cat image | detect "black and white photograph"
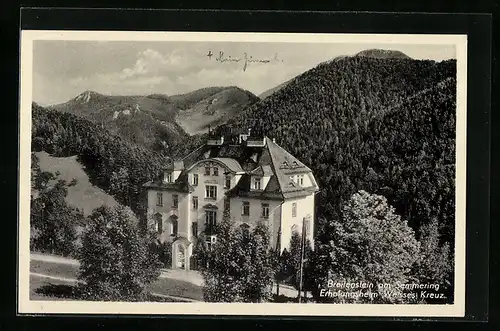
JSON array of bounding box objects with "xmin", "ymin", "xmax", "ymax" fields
[{"xmin": 18, "ymin": 30, "xmax": 467, "ymax": 317}]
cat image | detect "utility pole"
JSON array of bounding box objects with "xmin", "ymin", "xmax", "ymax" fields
[
  {"xmin": 276, "ymin": 224, "xmax": 282, "ymax": 297},
  {"xmin": 298, "ymin": 217, "xmax": 306, "ymax": 303}
]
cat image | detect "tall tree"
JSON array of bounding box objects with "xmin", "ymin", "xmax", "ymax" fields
[
  {"xmin": 77, "ymin": 205, "xmax": 162, "ymax": 301},
  {"xmin": 280, "ymin": 230, "xmax": 313, "ymax": 297},
  {"xmin": 242, "ymin": 220, "xmax": 275, "ymax": 302},
  {"xmin": 30, "ymin": 156, "xmax": 83, "ymax": 257},
  {"xmin": 201, "ymin": 212, "xmax": 275, "ymax": 302},
  {"xmin": 413, "ymin": 218, "xmax": 453, "ymax": 302},
  {"xmin": 316, "ymin": 190, "xmax": 421, "ymax": 303},
  {"xmin": 201, "ymin": 213, "xmax": 245, "ymax": 302}
]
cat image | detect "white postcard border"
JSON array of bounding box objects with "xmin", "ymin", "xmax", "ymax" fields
[{"xmin": 18, "ymin": 30, "xmax": 468, "ymax": 317}]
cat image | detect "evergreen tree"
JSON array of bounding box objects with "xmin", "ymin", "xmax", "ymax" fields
[
  {"xmin": 413, "ymin": 218, "xmax": 453, "ymax": 302},
  {"xmin": 201, "ymin": 212, "xmax": 275, "ymax": 302},
  {"xmin": 201, "ymin": 213, "xmax": 245, "ymax": 302},
  {"xmin": 242, "ymin": 220, "xmax": 275, "ymax": 302},
  {"xmin": 282, "ymin": 231, "xmax": 313, "ymax": 295}
]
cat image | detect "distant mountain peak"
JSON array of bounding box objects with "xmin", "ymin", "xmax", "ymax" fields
[
  {"xmin": 354, "ymin": 49, "xmax": 412, "ymax": 60},
  {"xmin": 73, "ymin": 90, "xmax": 102, "ymax": 103}
]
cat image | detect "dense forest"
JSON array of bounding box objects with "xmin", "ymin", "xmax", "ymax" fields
[{"xmin": 217, "ymin": 56, "xmax": 457, "ymax": 246}]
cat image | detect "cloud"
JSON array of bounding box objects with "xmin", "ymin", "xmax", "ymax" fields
[{"xmin": 58, "ymin": 47, "xmax": 304, "ymax": 98}]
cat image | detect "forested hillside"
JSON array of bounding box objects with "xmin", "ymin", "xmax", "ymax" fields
[
  {"xmin": 49, "ymin": 91, "xmax": 187, "ymax": 153},
  {"xmin": 50, "ymin": 86, "xmax": 258, "ymax": 145},
  {"xmin": 217, "ymin": 56, "xmax": 457, "ymax": 245},
  {"xmin": 31, "ymin": 104, "xmax": 199, "ymax": 217}
]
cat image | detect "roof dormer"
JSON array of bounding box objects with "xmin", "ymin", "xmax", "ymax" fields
[{"xmin": 250, "ymin": 165, "xmax": 273, "ymax": 191}]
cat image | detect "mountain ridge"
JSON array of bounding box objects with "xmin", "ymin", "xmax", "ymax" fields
[
  {"xmin": 354, "ymin": 49, "xmax": 412, "ymax": 59},
  {"xmin": 49, "ymin": 86, "xmax": 259, "ymax": 141}
]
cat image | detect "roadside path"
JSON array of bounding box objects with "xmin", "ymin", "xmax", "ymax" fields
[
  {"xmin": 30, "ymin": 252, "xmax": 204, "ymax": 285},
  {"xmin": 30, "ymin": 252, "xmax": 307, "ymax": 298}
]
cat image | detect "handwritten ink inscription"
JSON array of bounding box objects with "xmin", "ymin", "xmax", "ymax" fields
[{"xmin": 206, "ymin": 51, "xmax": 283, "ymax": 71}]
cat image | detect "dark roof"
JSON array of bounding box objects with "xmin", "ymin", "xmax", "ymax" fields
[
  {"xmin": 250, "ymin": 165, "xmax": 273, "ymax": 176},
  {"xmin": 145, "ymin": 136, "xmax": 319, "ymax": 199}
]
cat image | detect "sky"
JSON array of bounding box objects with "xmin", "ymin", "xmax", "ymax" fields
[{"xmin": 32, "ymin": 41, "xmax": 456, "ymax": 106}]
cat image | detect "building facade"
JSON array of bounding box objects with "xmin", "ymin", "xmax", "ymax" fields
[{"xmin": 143, "ymin": 131, "xmax": 319, "ymax": 270}]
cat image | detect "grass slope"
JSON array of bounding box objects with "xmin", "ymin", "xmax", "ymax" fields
[
  {"xmin": 174, "ymin": 86, "xmax": 259, "ymax": 135},
  {"xmin": 35, "ymin": 151, "xmax": 119, "ymax": 216},
  {"xmin": 30, "ymin": 259, "xmax": 203, "ymax": 301}
]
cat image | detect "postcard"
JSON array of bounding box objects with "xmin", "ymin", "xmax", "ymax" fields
[{"xmin": 18, "ymin": 30, "xmax": 467, "ymax": 317}]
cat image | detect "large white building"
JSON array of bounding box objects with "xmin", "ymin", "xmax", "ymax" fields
[{"xmin": 143, "ymin": 131, "xmax": 319, "ymax": 270}]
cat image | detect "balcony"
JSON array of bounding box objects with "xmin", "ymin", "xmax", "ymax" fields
[
  {"xmin": 207, "ymin": 137, "xmax": 224, "ymax": 146},
  {"xmin": 246, "ymin": 138, "xmax": 266, "ymax": 147}
]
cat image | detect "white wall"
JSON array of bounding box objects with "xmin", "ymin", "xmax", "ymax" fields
[
  {"xmin": 280, "ymin": 193, "xmax": 315, "ymax": 251},
  {"xmin": 228, "ymin": 197, "xmax": 282, "ymax": 242},
  {"xmin": 146, "ymin": 190, "xmax": 189, "ymax": 242},
  {"xmin": 186, "ymin": 161, "xmax": 241, "ymax": 237}
]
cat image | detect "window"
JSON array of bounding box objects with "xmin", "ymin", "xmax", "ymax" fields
[
  {"xmin": 205, "ymin": 211, "xmax": 217, "ymax": 233},
  {"xmin": 192, "ymin": 222, "xmax": 198, "ymax": 237},
  {"xmin": 171, "ymin": 219, "xmax": 178, "ymax": 236},
  {"xmin": 253, "ymin": 177, "xmax": 262, "ymax": 190},
  {"xmin": 299, "ymin": 175, "xmax": 304, "ymax": 186},
  {"xmin": 192, "ymin": 196, "xmax": 199, "ymax": 210},
  {"xmin": 164, "ymin": 172, "xmax": 172, "ymax": 183},
  {"xmin": 192, "ymin": 173, "xmax": 199, "ymax": 186},
  {"xmin": 172, "ymin": 194, "xmax": 178, "ymax": 208},
  {"xmin": 205, "ymin": 166, "xmax": 211, "ymax": 175},
  {"xmin": 205, "ymin": 185, "xmax": 217, "ymax": 199},
  {"xmin": 224, "ymin": 198, "xmax": 230, "ymax": 212},
  {"xmin": 242, "ymin": 201, "xmax": 250, "ymax": 216},
  {"xmin": 292, "ymin": 202, "xmax": 297, "ymax": 217},
  {"xmin": 225, "ymin": 175, "xmax": 231, "ymax": 189},
  {"xmin": 213, "ymin": 167, "xmax": 219, "ymax": 176},
  {"xmin": 262, "ymin": 203, "xmax": 269, "ymax": 218},
  {"xmin": 156, "ymin": 192, "xmax": 163, "ymax": 206}
]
